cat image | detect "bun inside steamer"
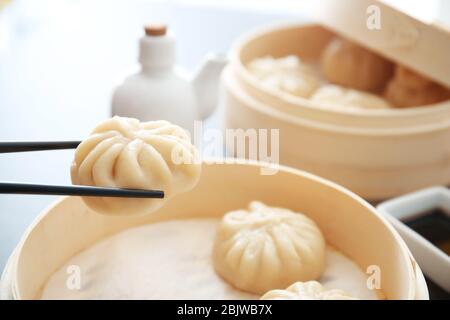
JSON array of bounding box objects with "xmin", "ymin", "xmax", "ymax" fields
[
  {"xmin": 213, "ymin": 201, "xmax": 326, "ymax": 295},
  {"xmin": 311, "ymin": 84, "xmax": 391, "ymax": 110},
  {"xmin": 383, "ymin": 65, "xmax": 450, "ymax": 108},
  {"xmin": 320, "ymin": 38, "xmax": 394, "ymax": 93},
  {"xmin": 261, "ymin": 281, "xmax": 357, "ymax": 300},
  {"xmin": 247, "ymin": 55, "xmax": 321, "ymax": 98},
  {"xmin": 247, "ymin": 34, "xmax": 449, "ymax": 110}
]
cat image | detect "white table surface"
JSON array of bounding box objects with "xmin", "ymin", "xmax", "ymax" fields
[{"xmin": 0, "ymin": 0, "xmax": 301, "ymax": 270}]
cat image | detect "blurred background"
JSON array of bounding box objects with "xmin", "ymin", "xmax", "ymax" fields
[{"xmin": 0, "ymin": 0, "xmax": 449, "ymax": 271}]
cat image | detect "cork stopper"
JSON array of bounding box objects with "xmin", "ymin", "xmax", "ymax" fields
[{"xmin": 144, "ymin": 24, "xmax": 167, "ymax": 37}]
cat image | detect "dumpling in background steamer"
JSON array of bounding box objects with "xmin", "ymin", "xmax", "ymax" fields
[
  {"xmin": 71, "ymin": 116, "xmax": 201, "ymax": 216},
  {"xmin": 383, "ymin": 65, "xmax": 450, "ymax": 108},
  {"xmin": 247, "ymin": 55, "xmax": 321, "ymax": 98},
  {"xmin": 261, "ymin": 281, "xmax": 358, "ymax": 300},
  {"xmin": 310, "ymin": 85, "xmax": 391, "ymax": 110},
  {"xmin": 320, "ymin": 38, "xmax": 394, "ymax": 93},
  {"xmin": 213, "ymin": 201, "xmax": 325, "ymax": 295}
]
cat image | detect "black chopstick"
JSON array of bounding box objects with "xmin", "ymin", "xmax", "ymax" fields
[
  {"xmin": 0, "ymin": 141, "xmax": 165, "ymax": 199},
  {"xmin": 0, "ymin": 141, "xmax": 81, "ymax": 153},
  {"xmin": 0, "ymin": 182, "xmax": 164, "ymax": 198}
]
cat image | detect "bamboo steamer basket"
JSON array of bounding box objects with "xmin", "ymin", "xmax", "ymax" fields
[
  {"xmin": 0, "ymin": 162, "xmax": 428, "ymax": 299},
  {"xmin": 223, "ymin": 2, "xmax": 450, "ymax": 201}
]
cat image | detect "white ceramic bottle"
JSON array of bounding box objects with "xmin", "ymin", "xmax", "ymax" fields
[{"xmin": 111, "ymin": 24, "xmax": 227, "ymax": 135}]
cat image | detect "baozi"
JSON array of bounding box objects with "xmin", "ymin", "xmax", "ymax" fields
[
  {"xmin": 310, "ymin": 85, "xmax": 391, "ymax": 110},
  {"xmin": 247, "ymin": 55, "xmax": 321, "ymax": 98},
  {"xmin": 383, "ymin": 65, "xmax": 450, "ymax": 107},
  {"xmin": 321, "ymin": 38, "xmax": 394, "ymax": 93},
  {"xmin": 261, "ymin": 281, "xmax": 357, "ymax": 300},
  {"xmin": 71, "ymin": 116, "xmax": 201, "ymax": 216},
  {"xmin": 213, "ymin": 201, "xmax": 325, "ymax": 295}
]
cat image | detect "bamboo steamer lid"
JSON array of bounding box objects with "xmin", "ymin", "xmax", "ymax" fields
[{"xmin": 310, "ymin": 0, "xmax": 450, "ymax": 87}]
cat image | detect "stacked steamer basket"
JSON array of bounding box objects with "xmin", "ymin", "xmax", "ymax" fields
[
  {"xmin": 0, "ymin": 162, "xmax": 428, "ymax": 299},
  {"xmin": 222, "ymin": 0, "xmax": 450, "ymax": 200}
]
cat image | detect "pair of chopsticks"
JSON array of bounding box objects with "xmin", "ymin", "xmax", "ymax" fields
[{"xmin": 0, "ymin": 141, "xmax": 164, "ymax": 199}]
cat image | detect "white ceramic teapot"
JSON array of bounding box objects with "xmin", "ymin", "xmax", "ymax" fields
[{"xmin": 111, "ymin": 24, "xmax": 227, "ymax": 134}]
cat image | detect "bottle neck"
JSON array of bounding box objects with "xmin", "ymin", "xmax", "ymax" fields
[
  {"xmin": 138, "ymin": 33, "xmax": 176, "ymax": 70},
  {"xmin": 140, "ymin": 64, "xmax": 173, "ymax": 74}
]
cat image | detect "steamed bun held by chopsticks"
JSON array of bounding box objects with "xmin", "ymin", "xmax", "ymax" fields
[
  {"xmin": 321, "ymin": 38, "xmax": 394, "ymax": 93},
  {"xmin": 71, "ymin": 116, "xmax": 201, "ymax": 216}
]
